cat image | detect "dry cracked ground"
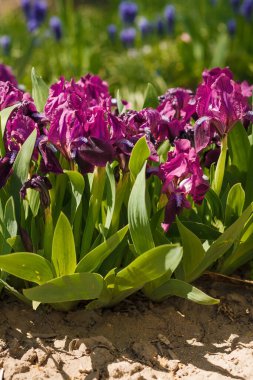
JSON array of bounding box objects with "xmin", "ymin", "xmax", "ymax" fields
[{"xmin": 0, "ymin": 277, "xmax": 253, "ymax": 379}]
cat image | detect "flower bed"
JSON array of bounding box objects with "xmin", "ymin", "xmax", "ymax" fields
[{"xmin": 0, "ymin": 63, "xmax": 253, "ymax": 311}]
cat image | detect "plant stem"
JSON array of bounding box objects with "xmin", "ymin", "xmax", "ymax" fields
[{"xmin": 213, "ymin": 134, "xmax": 228, "ymax": 196}]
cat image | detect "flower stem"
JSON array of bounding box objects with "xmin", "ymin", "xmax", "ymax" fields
[{"xmin": 213, "ymin": 134, "xmax": 228, "ymax": 196}]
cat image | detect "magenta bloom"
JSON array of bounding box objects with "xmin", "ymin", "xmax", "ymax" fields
[
  {"xmin": 0, "ymin": 64, "xmax": 18, "ymax": 86},
  {"xmin": 46, "ymin": 75, "xmax": 114, "ymax": 172},
  {"xmin": 195, "ymin": 67, "xmax": 253, "ymax": 152},
  {"xmin": 156, "ymin": 88, "xmax": 196, "ymax": 142},
  {"xmin": 0, "ymin": 81, "xmax": 23, "ymax": 111},
  {"xmin": 158, "ymin": 139, "xmax": 209, "ymax": 231}
]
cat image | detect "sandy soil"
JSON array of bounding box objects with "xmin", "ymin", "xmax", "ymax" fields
[{"xmin": 0, "ymin": 278, "xmax": 253, "ymax": 379}]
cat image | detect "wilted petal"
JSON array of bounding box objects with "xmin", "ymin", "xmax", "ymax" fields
[
  {"xmin": 74, "ymin": 137, "xmax": 115, "ymax": 174},
  {"xmin": 20, "ymin": 174, "xmax": 52, "ymax": 209},
  {"xmin": 0, "ymin": 152, "xmax": 16, "ymax": 188},
  {"xmin": 38, "ymin": 136, "xmax": 63, "ymax": 174},
  {"xmin": 161, "ymin": 192, "xmax": 191, "ymax": 232}
]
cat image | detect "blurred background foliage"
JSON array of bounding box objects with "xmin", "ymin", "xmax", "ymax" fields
[{"xmin": 1, "ymin": 0, "xmax": 253, "ymax": 103}]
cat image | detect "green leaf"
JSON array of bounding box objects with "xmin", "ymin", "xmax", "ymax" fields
[
  {"xmin": 205, "ymin": 189, "xmax": 223, "ymax": 222},
  {"xmin": 176, "ymin": 218, "xmax": 205, "ymax": 281},
  {"xmin": 245, "ymin": 145, "xmax": 253, "ymax": 207},
  {"xmin": 26, "ymin": 188, "xmax": 40, "ymax": 217},
  {"xmin": 228, "ymin": 122, "xmax": 250, "ymax": 179},
  {"xmin": 0, "ymin": 104, "xmax": 20, "ymax": 156},
  {"xmin": 23, "ymin": 273, "xmax": 104, "ymax": 303},
  {"xmin": 189, "ymin": 203, "xmax": 253, "ymax": 281},
  {"xmin": 157, "ymin": 140, "xmax": 170, "ymax": 163},
  {"xmin": 64, "ymin": 170, "xmax": 85, "ymax": 224},
  {"xmin": 218, "ymin": 234, "xmax": 253, "ymax": 274},
  {"xmin": 0, "ymin": 253, "xmax": 54, "ymax": 284},
  {"xmin": 116, "ymin": 89, "xmax": 124, "ymax": 114},
  {"xmin": 12, "ymin": 129, "xmax": 37, "ymax": 186},
  {"xmin": 4, "ymin": 197, "xmax": 18, "ymax": 238},
  {"xmin": 225, "ymin": 183, "xmax": 245, "ymax": 226},
  {"xmin": 169, "ymin": 221, "xmax": 221, "ymax": 241},
  {"xmin": 104, "ymin": 163, "xmax": 116, "ymax": 232},
  {"xmin": 115, "ymin": 244, "xmax": 182, "ymax": 291},
  {"xmin": 0, "ymin": 278, "xmax": 31, "ymax": 305},
  {"xmin": 6, "ymin": 235, "xmax": 24, "ymax": 252},
  {"xmin": 76, "ymin": 225, "xmax": 128, "ymax": 273},
  {"xmin": 128, "ymin": 163, "xmax": 154, "ymax": 255},
  {"xmin": 31, "ymin": 67, "xmax": 49, "ymax": 112},
  {"xmin": 149, "ymin": 279, "xmax": 219, "ymax": 305},
  {"xmin": 129, "ymin": 136, "xmax": 150, "ymax": 180},
  {"xmin": 52, "ymin": 212, "xmax": 76, "ymax": 277},
  {"xmin": 81, "ymin": 166, "xmax": 106, "ymax": 257},
  {"xmin": 143, "ymin": 83, "xmax": 159, "ymax": 109}
]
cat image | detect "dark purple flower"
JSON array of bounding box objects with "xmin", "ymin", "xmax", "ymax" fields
[
  {"xmin": 27, "ymin": 18, "xmax": 39, "ymax": 32},
  {"xmin": 0, "ymin": 64, "xmax": 18, "ymax": 86},
  {"xmin": 0, "ymin": 152, "xmax": 16, "ymax": 189},
  {"xmin": 37, "ymin": 136, "xmax": 63, "ymax": 174},
  {"xmin": 120, "ymin": 27, "xmax": 136, "ymax": 48},
  {"xmin": 156, "ymin": 17, "xmax": 165, "ymax": 35},
  {"xmin": 227, "ymin": 19, "xmax": 236, "ymax": 36},
  {"xmin": 20, "ymin": 174, "xmax": 52, "ymax": 209},
  {"xmin": 0, "ymin": 36, "xmax": 11, "ymax": 55},
  {"xmin": 204, "ymin": 148, "xmax": 220, "ymax": 168},
  {"xmin": 230, "ymin": 0, "xmax": 241, "ymax": 12},
  {"xmin": 119, "ymin": 1, "xmax": 138, "ymax": 24},
  {"xmin": 107, "ymin": 24, "xmax": 117, "ymax": 42},
  {"xmin": 194, "ymin": 67, "xmax": 252, "ymax": 152},
  {"xmin": 34, "ymin": 0, "xmax": 47, "ymax": 25},
  {"xmin": 210, "ymin": 0, "xmax": 217, "ymax": 5},
  {"xmin": 164, "ymin": 5, "xmax": 176, "ymax": 34},
  {"xmin": 20, "ymin": 0, "xmax": 32, "ymax": 20},
  {"xmin": 158, "ymin": 139, "xmax": 209, "ymax": 231},
  {"xmin": 50, "ymin": 16, "xmax": 63, "ymax": 41},
  {"xmin": 241, "ymin": 0, "xmax": 253, "ymax": 20},
  {"xmin": 138, "ymin": 18, "xmax": 152, "ymax": 38}
]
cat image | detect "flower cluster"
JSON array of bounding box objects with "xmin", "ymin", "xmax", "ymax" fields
[
  {"xmin": 20, "ymin": 0, "xmax": 63, "ymax": 41},
  {"xmin": 0, "ymin": 64, "xmax": 252, "ymax": 232},
  {"xmin": 107, "ymin": 2, "xmax": 176, "ymax": 48}
]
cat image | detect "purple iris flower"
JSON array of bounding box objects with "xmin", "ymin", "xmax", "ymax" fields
[
  {"xmin": 49, "ymin": 16, "xmax": 63, "ymax": 41},
  {"xmin": 107, "ymin": 24, "xmax": 117, "ymax": 42},
  {"xmin": 194, "ymin": 67, "xmax": 253, "ymax": 152},
  {"xmin": 156, "ymin": 17, "xmax": 165, "ymax": 36},
  {"xmin": 0, "ymin": 36, "xmax": 11, "ymax": 55},
  {"xmin": 20, "ymin": 174, "xmax": 52, "ymax": 209},
  {"xmin": 21, "ymin": 0, "xmax": 47, "ymax": 32},
  {"xmin": 45, "ymin": 75, "xmax": 115, "ymax": 173},
  {"xmin": 230, "ymin": 0, "xmax": 241, "ymax": 12},
  {"xmin": 158, "ymin": 139, "xmax": 209, "ymax": 231},
  {"xmin": 0, "ymin": 81, "xmax": 23, "ymax": 110},
  {"xmin": 0, "ymin": 64, "xmax": 18, "ymax": 87},
  {"xmin": 241, "ymin": 0, "xmax": 253, "ymax": 20},
  {"xmin": 119, "ymin": 1, "xmax": 138, "ymax": 24},
  {"xmin": 164, "ymin": 5, "xmax": 176, "ymax": 34},
  {"xmin": 227, "ymin": 19, "xmax": 236, "ymax": 36},
  {"xmin": 120, "ymin": 27, "xmax": 136, "ymax": 48},
  {"xmin": 20, "ymin": 0, "xmax": 32, "ymax": 20},
  {"xmin": 34, "ymin": 0, "xmax": 47, "ymax": 24},
  {"xmin": 156, "ymin": 88, "xmax": 196, "ymax": 142},
  {"xmin": 138, "ymin": 18, "xmax": 152, "ymax": 39}
]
